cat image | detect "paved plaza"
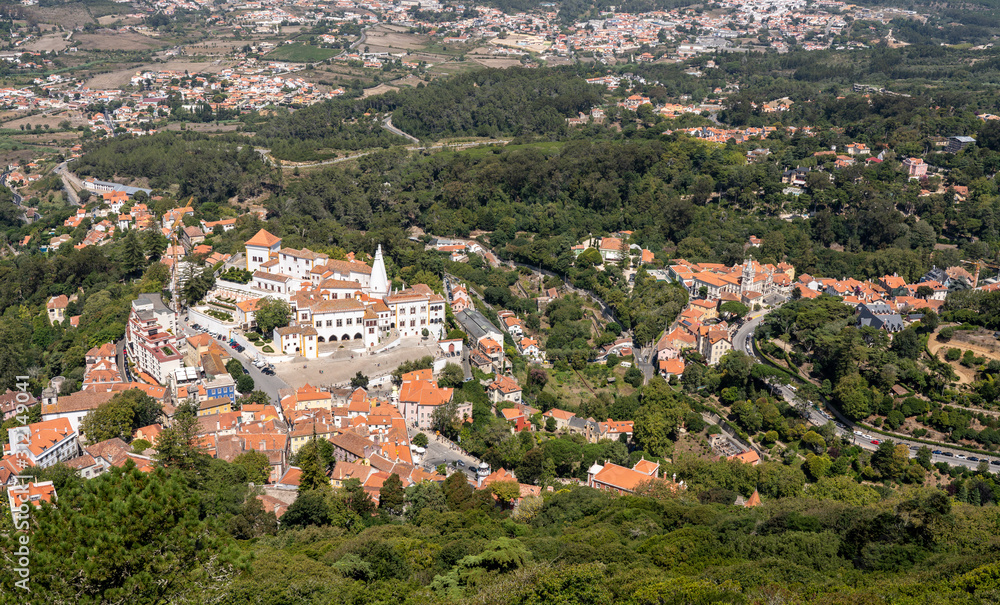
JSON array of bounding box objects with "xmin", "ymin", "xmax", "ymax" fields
[{"xmin": 272, "ymin": 336, "xmax": 450, "ymax": 392}]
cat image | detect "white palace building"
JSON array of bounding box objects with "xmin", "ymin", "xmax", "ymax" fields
[{"xmin": 244, "ymin": 229, "xmax": 446, "ymax": 357}]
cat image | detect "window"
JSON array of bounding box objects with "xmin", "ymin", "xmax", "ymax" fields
[
  {"xmin": 315, "ymin": 321, "xmax": 321, "ymax": 328},
  {"xmin": 346, "ymin": 318, "xmax": 352, "ymax": 325},
  {"xmin": 336, "ymin": 319, "xmax": 342, "ymax": 327},
  {"xmin": 420, "ymin": 319, "xmax": 426, "ymax": 326},
  {"xmin": 410, "ymin": 320, "xmax": 416, "ymax": 327},
  {"xmin": 326, "ymin": 320, "xmax": 333, "ymax": 327}
]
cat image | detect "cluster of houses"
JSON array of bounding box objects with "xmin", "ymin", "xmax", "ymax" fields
[{"xmin": 653, "ymin": 255, "xmax": 974, "ymax": 376}]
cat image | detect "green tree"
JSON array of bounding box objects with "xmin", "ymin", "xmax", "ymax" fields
[
  {"xmin": 342, "ymin": 477, "xmax": 376, "ymax": 517},
  {"xmin": 890, "ymin": 327, "xmax": 922, "ymax": 360},
  {"xmin": 236, "ymin": 373, "xmax": 254, "ymax": 394},
  {"xmin": 625, "ymin": 365, "xmax": 644, "ymax": 388},
  {"xmin": 282, "ymin": 489, "xmax": 330, "ymax": 527},
  {"xmin": 404, "ymin": 480, "xmax": 446, "ymax": 520},
  {"xmin": 443, "ymin": 470, "xmax": 474, "ymax": 510},
  {"xmin": 491, "ymin": 480, "xmax": 521, "ymax": 508},
  {"xmin": 80, "ymin": 389, "xmax": 163, "ymax": 443},
  {"xmin": 155, "ymin": 402, "xmax": 207, "ymax": 472},
  {"xmin": 350, "ymin": 371, "xmax": 369, "ymax": 388},
  {"xmin": 834, "ymin": 373, "xmax": 871, "ymax": 420},
  {"xmin": 227, "ymin": 496, "xmax": 278, "ymax": 539},
  {"xmin": 438, "ymin": 362, "xmax": 465, "ymax": 388},
  {"xmin": 719, "ymin": 301, "xmax": 749, "ymax": 320},
  {"xmin": 119, "ymin": 230, "xmax": 146, "ymax": 277},
  {"xmin": 254, "ymin": 296, "xmax": 291, "ymax": 335},
  {"xmin": 412, "ymin": 432, "xmax": 429, "ymax": 448},
  {"xmin": 233, "ymin": 450, "xmax": 271, "ymax": 485},
  {"xmin": 379, "ymin": 472, "xmax": 405, "ymax": 515},
  {"xmin": 0, "ymin": 464, "xmax": 244, "ymax": 601},
  {"xmin": 297, "ymin": 438, "xmax": 330, "ymax": 494}
]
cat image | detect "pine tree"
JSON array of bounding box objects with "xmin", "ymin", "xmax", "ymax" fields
[
  {"xmin": 297, "ymin": 438, "xmax": 330, "ymax": 494},
  {"xmin": 120, "ymin": 229, "xmax": 146, "ymax": 277},
  {"xmin": 379, "ymin": 473, "xmax": 405, "ymax": 515},
  {"xmin": 343, "ymin": 477, "xmax": 375, "ymax": 518},
  {"xmin": 155, "ymin": 402, "xmax": 207, "ymax": 472},
  {"xmin": 0, "ymin": 464, "xmax": 244, "ymax": 601}
]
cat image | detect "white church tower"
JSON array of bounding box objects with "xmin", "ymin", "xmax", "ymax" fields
[
  {"xmin": 370, "ymin": 244, "xmax": 389, "ymax": 298},
  {"xmin": 741, "ymin": 256, "xmax": 756, "ymax": 295}
]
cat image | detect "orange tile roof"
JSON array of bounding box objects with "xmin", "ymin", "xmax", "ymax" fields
[{"xmin": 245, "ymin": 228, "xmax": 281, "ymax": 248}]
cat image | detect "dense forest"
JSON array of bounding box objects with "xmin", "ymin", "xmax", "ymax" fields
[{"xmin": 72, "ymin": 132, "xmax": 277, "ymax": 203}]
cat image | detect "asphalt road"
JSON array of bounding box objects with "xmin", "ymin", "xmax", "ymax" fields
[
  {"xmin": 411, "ymin": 427, "xmax": 483, "ymax": 481},
  {"xmin": 741, "ymin": 312, "xmax": 998, "ymax": 471},
  {"xmin": 178, "ymin": 316, "xmax": 290, "ymax": 406},
  {"xmin": 382, "ymin": 116, "xmax": 419, "ymax": 143}
]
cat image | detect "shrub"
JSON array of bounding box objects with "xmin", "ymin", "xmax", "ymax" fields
[
  {"xmin": 945, "ymin": 348, "xmax": 961, "ymax": 362},
  {"xmin": 261, "ymin": 345, "xmax": 274, "ymax": 353}
]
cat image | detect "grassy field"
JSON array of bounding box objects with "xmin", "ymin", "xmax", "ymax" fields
[{"xmin": 266, "ymin": 43, "xmax": 339, "ymax": 63}]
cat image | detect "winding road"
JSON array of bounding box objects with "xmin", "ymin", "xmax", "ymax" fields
[{"xmin": 740, "ymin": 311, "xmax": 996, "ymax": 470}]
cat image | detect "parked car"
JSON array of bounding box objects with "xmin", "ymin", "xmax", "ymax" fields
[
  {"xmin": 457, "ymin": 460, "xmax": 465, "ymax": 468},
  {"xmin": 932, "ymin": 450, "xmax": 943, "ymax": 455},
  {"xmin": 967, "ymin": 456, "xmax": 979, "ymax": 462},
  {"xmin": 943, "ymin": 452, "xmax": 954, "ymax": 457},
  {"xmin": 242, "ymin": 366, "xmax": 249, "ymax": 375},
  {"xmin": 871, "ymin": 440, "xmax": 880, "ymax": 445},
  {"xmin": 991, "ymin": 460, "xmax": 1000, "ymax": 466}
]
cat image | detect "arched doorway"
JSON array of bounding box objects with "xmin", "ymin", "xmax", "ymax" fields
[
  {"xmin": 329, "ymin": 335, "xmax": 338, "ymax": 342},
  {"xmin": 354, "ymin": 333, "xmax": 363, "ymax": 340},
  {"xmin": 317, "ymin": 336, "xmax": 325, "ymax": 343}
]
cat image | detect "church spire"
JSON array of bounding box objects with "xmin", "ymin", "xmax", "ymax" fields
[{"xmin": 370, "ymin": 244, "xmax": 389, "ymax": 298}]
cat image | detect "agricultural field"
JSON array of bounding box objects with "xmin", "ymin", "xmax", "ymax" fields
[
  {"xmin": 23, "ymin": 33, "xmax": 71, "ymax": 53},
  {"xmin": 265, "ymin": 43, "xmax": 338, "ymax": 62},
  {"xmin": 28, "ymin": 5, "xmax": 94, "ymax": 28},
  {"xmin": 73, "ymin": 31, "xmax": 164, "ymax": 51},
  {"xmin": 362, "ymin": 25, "xmax": 430, "ymax": 52},
  {"xmin": 84, "ymin": 59, "xmax": 234, "ymax": 89}
]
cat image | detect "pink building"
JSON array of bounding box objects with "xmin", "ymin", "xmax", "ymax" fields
[{"xmin": 903, "ymin": 158, "xmax": 928, "ymax": 178}]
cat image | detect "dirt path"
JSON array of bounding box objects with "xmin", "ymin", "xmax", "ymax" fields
[{"xmin": 927, "ymin": 329, "xmax": 999, "ymax": 385}]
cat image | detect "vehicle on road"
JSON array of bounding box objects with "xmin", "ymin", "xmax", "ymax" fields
[
  {"xmin": 991, "ymin": 460, "xmax": 1000, "ymax": 466},
  {"xmin": 967, "ymin": 456, "xmax": 979, "ymax": 462},
  {"xmin": 943, "ymin": 452, "xmax": 954, "ymax": 457},
  {"xmin": 932, "ymin": 450, "xmax": 943, "ymax": 455},
  {"xmin": 457, "ymin": 460, "xmax": 465, "ymax": 468},
  {"xmin": 871, "ymin": 440, "xmax": 880, "ymax": 445}
]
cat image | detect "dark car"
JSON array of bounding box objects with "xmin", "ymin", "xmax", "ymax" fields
[
  {"xmin": 932, "ymin": 450, "xmax": 943, "ymax": 455},
  {"xmin": 943, "ymin": 452, "xmax": 954, "ymax": 457},
  {"xmin": 457, "ymin": 460, "xmax": 465, "ymax": 468},
  {"xmin": 968, "ymin": 457, "xmax": 980, "ymax": 462},
  {"xmin": 991, "ymin": 460, "xmax": 1000, "ymax": 466},
  {"xmin": 242, "ymin": 366, "xmax": 249, "ymax": 375}
]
